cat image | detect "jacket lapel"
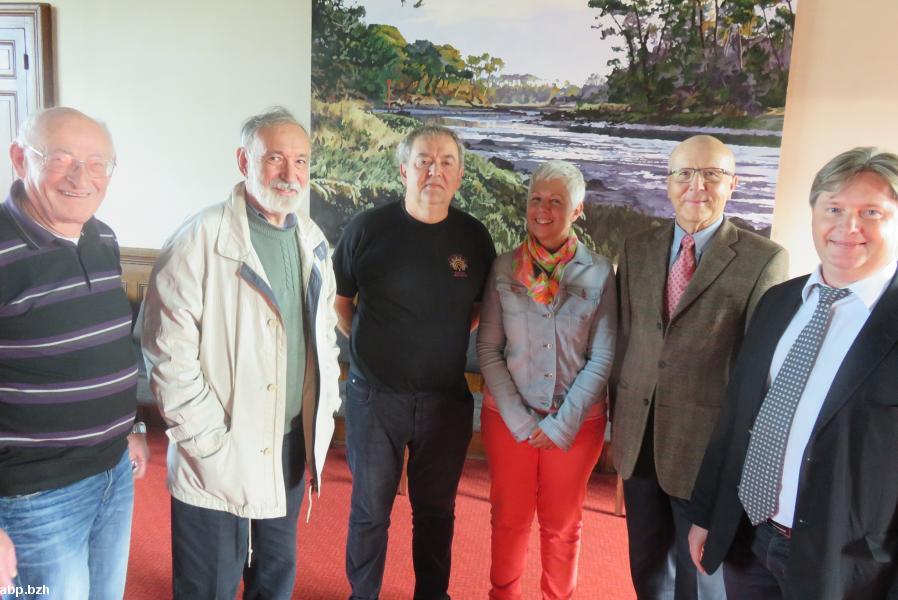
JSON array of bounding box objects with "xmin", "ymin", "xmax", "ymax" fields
[
  {"xmin": 670, "ymin": 219, "xmax": 738, "ymax": 322},
  {"xmin": 813, "ymin": 272, "xmax": 898, "ymax": 432},
  {"xmin": 216, "ymin": 182, "xmax": 282, "ymax": 317},
  {"xmin": 303, "ymin": 239, "xmax": 327, "ymax": 340},
  {"xmin": 215, "ymin": 182, "xmax": 255, "ymax": 264},
  {"xmin": 637, "ymin": 223, "xmax": 674, "ymax": 324}
]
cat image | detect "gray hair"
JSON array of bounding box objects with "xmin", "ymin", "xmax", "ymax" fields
[
  {"xmin": 810, "ymin": 147, "xmax": 898, "ymax": 205},
  {"xmin": 395, "ymin": 125, "xmax": 465, "ymax": 166},
  {"xmin": 240, "ymin": 106, "xmax": 307, "ymax": 150},
  {"xmin": 16, "ymin": 106, "xmax": 114, "ymax": 154},
  {"xmin": 529, "ymin": 159, "xmax": 586, "ymax": 208}
]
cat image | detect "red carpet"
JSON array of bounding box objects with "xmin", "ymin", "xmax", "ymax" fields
[{"xmin": 126, "ymin": 430, "xmax": 636, "ymax": 599}]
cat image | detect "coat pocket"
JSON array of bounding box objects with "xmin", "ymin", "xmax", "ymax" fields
[{"xmin": 496, "ymin": 282, "xmax": 530, "ymax": 316}]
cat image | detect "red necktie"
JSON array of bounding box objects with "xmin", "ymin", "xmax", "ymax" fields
[{"xmin": 665, "ymin": 234, "xmax": 695, "ymax": 322}]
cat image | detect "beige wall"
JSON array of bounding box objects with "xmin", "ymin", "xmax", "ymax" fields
[
  {"xmin": 50, "ymin": 0, "xmax": 311, "ymax": 248},
  {"xmin": 771, "ymin": 0, "xmax": 898, "ymax": 276}
]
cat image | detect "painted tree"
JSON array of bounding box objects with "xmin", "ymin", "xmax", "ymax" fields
[
  {"xmin": 311, "ymin": 0, "xmax": 368, "ymax": 100},
  {"xmin": 349, "ymin": 24, "xmax": 408, "ymax": 101},
  {"xmin": 589, "ymin": 0, "xmax": 794, "ymax": 115},
  {"xmin": 588, "ymin": 0, "xmax": 670, "ymax": 108},
  {"xmin": 434, "ymin": 44, "xmax": 472, "ymax": 98}
]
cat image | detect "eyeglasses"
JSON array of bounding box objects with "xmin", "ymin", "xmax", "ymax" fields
[
  {"xmin": 668, "ymin": 167, "xmax": 734, "ymax": 184},
  {"xmin": 26, "ymin": 145, "xmax": 116, "ymax": 179},
  {"xmin": 412, "ymin": 156, "xmax": 460, "ymax": 171}
]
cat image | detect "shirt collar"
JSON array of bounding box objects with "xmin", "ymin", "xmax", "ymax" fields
[
  {"xmin": 671, "ymin": 214, "xmax": 724, "ymax": 262},
  {"xmin": 3, "ymin": 180, "xmax": 96, "ymax": 248},
  {"xmin": 246, "ymin": 196, "xmax": 297, "ymax": 229},
  {"xmin": 801, "ymin": 261, "xmax": 898, "ymax": 311},
  {"xmin": 5, "ymin": 180, "xmax": 61, "ymax": 247},
  {"xmin": 570, "ymin": 239, "xmax": 592, "ymax": 265}
]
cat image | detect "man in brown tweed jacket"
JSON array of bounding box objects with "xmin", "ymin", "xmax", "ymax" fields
[{"xmin": 611, "ymin": 135, "xmax": 788, "ymax": 600}]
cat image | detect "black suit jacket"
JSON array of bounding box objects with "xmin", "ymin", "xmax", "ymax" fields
[{"xmin": 690, "ymin": 272, "xmax": 898, "ymax": 600}]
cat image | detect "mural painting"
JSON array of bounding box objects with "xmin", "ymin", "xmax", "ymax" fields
[{"xmin": 311, "ymin": 0, "xmax": 796, "ymax": 257}]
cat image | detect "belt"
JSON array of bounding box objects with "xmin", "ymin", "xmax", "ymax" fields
[{"xmin": 766, "ymin": 519, "xmax": 792, "ymax": 539}]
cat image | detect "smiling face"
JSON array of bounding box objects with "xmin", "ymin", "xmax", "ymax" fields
[
  {"xmin": 812, "ymin": 171, "xmax": 898, "ymax": 288},
  {"xmin": 667, "ymin": 136, "xmax": 737, "ymax": 234},
  {"xmin": 10, "ymin": 110, "xmax": 115, "ymax": 238},
  {"xmin": 400, "ymin": 133, "xmax": 463, "ymax": 223},
  {"xmin": 527, "ymin": 177, "xmax": 583, "ymax": 251},
  {"xmin": 238, "ymin": 122, "xmax": 310, "ymax": 224}
]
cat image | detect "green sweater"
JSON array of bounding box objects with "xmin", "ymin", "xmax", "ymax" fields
[{"xmin": 246, "ymin": 205, "xmax": 305, "ymax": 432}]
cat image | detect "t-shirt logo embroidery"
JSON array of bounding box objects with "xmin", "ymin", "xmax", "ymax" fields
[{"xmin": 449, "ymin": 254, "xmax": 468, "ymax": 278}]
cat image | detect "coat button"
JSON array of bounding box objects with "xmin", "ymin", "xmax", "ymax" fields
[
  {"xmin": 268, "ymin": 319, "xmax": 277, "ymax": 328},
  {"xmin": 656, "ymin": 321, "xmax": 663, "ymax": 330},
  {"xmin": 544, "ymin": 343, "xmax": 553, "ymax": 349},
  {"xmin": 262, "ymin": 447, "xmax": 272, "ymax": 455},
  {"xmin": 267, "ymin": 384, "xmax": 276, "ymax": 392},
  {"xmin": 544, "ymin": 372, "xmax": 554, "ymax": 379},
  {"xmin": 658, "ymin": 360, "xmax": 666, "ymax": 368},
  {"xmin": 543, "ymin": 313, "xmax": 551, "ymax": 318},
  {"xmin": 642, "ymin": 398, "xmax": 649, "ymax": 406}
]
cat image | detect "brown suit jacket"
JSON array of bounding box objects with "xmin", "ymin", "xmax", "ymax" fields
[{"xmin": 610, "ymin": 218, "xmax": 788, "ymax": 499}]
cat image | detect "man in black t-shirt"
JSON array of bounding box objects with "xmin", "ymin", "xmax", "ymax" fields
[{"xmin": 334, "ymin": 125, "xmax": 496, "ymax": 600}]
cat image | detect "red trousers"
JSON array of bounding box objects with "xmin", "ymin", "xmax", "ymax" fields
[{"xmin": 481, "ymin": 406, "xmax": 606, "ymax": 600}]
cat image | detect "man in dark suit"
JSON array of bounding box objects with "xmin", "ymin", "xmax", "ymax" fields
[
  {"xmin": 612, "ymin": 135, "xmax": 789, "ymax": 599},
  {"xmin": 688, "ymin": 146, "xmax": 898, "ymax": 599}
]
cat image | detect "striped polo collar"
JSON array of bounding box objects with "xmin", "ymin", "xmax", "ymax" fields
[{"xmin": 4, "ymin": 180, "xmax": 99, "ymax": 248}]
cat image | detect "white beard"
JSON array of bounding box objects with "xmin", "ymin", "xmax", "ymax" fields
[{"xmin": 247, "ymin": 170, "xmax": 306, "ymax": 216}]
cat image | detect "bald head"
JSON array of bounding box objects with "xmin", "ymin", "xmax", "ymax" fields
[
  {"xmin": 666, "ymin": 135, "xmax": 738, "ymax": 234},
  {"xmin": 17, "ymin": 107, "xmax": 114, "ymax": 156},
  {"xmin": 10, "ymin": 106, "xmax": 116, "ymax": 238},
  {"xmin": 668, "ymin": 135, "xmax": 735, "ymax": 173}
]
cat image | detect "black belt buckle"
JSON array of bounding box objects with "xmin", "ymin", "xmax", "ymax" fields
[{"xmin": 766, "ymin": 519, "xmax": 792, "ymax": 539}]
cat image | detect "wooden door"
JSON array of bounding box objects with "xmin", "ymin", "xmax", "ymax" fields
[{"xmin": 0, "ymin": 4, "xmax": 53, "ymax": 195}]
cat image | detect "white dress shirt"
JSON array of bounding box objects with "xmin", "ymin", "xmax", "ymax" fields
[{"xmin": 770, "ymin": 262, "xmax": 897, "ymax": 526}]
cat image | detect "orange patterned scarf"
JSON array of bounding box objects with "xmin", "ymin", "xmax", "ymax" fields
[{"xmin": 512, "ymin": 233, "xmax": 578, "ymax": 305}]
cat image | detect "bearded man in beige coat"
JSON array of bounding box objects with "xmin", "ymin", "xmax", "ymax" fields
[
  {"xmin": 611, "ymin": 135, "xmax": 788, "ymax": 600},
  {"xmin": 142, "ymin": 107, "xmax": 340, "ymax": 600}
]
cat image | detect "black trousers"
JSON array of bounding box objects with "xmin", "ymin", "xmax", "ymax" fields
[
  {"xmin": 344, "ymin": 373, "xmax": 474, "ymax": 600},
  {"xmin": 171, "ymin": 426, "xmax": 306, "ymax": 600},
  {"xmin": 721, "ymin": 519, "xmax": 790, "ymax": 600},
  {"xmin": 622, "ymin": 413, "xmax": 727, "ymax": 600}
]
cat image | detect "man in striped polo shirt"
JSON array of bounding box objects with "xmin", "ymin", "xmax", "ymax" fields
[{"xmin": 0, "ymin": 107, "xmax": 148, "ymax": 599}]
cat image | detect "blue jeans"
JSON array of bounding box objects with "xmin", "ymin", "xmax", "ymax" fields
[
  {"xmin": 0, "ymin": 449, "xmax": 134, "ymax": 600},
  {"xmin": 344, "ymin": 373, "xmax": 474, "ymax": 600}
]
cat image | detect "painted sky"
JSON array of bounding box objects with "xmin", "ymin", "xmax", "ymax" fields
[{"xmin": 359, "ymin": 0, "xmax": 618, "ymax": 86}]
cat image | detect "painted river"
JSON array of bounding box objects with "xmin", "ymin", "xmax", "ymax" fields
[{"xmin": 393, "ymin": 107, "xmax": 782, "ymax": 230}]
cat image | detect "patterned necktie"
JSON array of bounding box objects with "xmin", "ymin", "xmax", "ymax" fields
[
  {"xmin": 738, "ymin": 284, "xmax": 851, "ymax": 525},
  {"xmin": 666, "ymin": 234, "xmax": 696, "ymax": 322}
]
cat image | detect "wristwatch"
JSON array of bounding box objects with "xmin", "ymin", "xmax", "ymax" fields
[{"xmin": 132, "ymin": 421, "xmax": 147, "ymax": 435}]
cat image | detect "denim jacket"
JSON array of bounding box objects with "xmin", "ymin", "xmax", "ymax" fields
[{"xmin": 476, "ymin": 242, "xmax": 617, "ymax": 450}]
